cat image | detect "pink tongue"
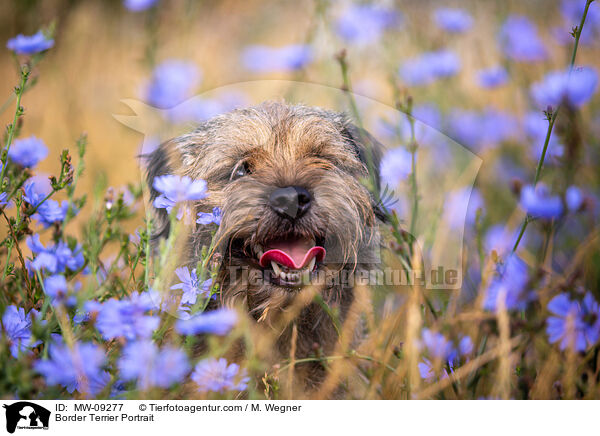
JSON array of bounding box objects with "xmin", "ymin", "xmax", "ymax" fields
[{"xmin": 259, "ymin": 240, "xmax": 326, "ymax": 269}]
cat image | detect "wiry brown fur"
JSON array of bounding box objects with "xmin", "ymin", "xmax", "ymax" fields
[{"xmin": 146, "ymin": 101, "xmax": 382, "ymax": 391}]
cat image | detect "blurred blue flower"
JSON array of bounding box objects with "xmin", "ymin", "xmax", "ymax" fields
[
  {"xmin": 566, "ymin": 186, "xmax": 584, "ymax": 212},
  {"xmin": 171, "ymin": 267, "xmax": 213, "ymax": 308},
  {"xmin": 335, "ymin": 5, "xmax": 401, "ymax": 44},
  {"xmin": 0, "ymin": 192, "xmax": 8, "ymax": 208},
  {"xmin": 91, "ymin": 292, "xmax": 160, "ymax": 341},
  {"xmin": 520, "ymin": 184, "xmax": 564, "ymax": 218},
  {"xmin": 6, "ymin": 31, "xmax": 54, "ymax": 55},
  {"xmin": 412, "ymin": 104, "xmax": 442, "ymax": 130},
  {"xmin": 166, "ymin": 91, "xmax": 247, "ymax": 123},
  {"xmin": 196, "ymin": 207, "xmax": 221, "ymax": 225},
  {"xmin": 546, "ymin": 293, "xmax": 587, "ymax": 351},
  {"xmin": 43, "ymin": 274, "xmax": 69, "ymax": 301},
  {"xmin": 26, "ymin": 235, "xmax": 84, "ymax": 274},
  {"xmin": 443, "ymin": 187, "xmax": 483, "ymax": 230},
  {"xmin": 118, "ymin": 341, "xmax": 190, "ymax": 390},
  {"xmin": 458, "ymin": 336, "xmax": 474, "ymax": 356},
  {"xmin": 558, "ymin": 0, "xmax": 600, "ymax": 45},
  {"xmin": 477, "ymin": 67, "xmax": 508, "ymax": 89},
  {"xmin": 448, "ymin": 109, "xmax": 517, "ymax": 150},
  {"xmin": 447, "ymin": 110, "xmax": 481, "ymax": 148},
  {"xmin": 153, "ymin": 175, "xmax": 208, "ymax": 214},
  {"xmin": 499, "ymin": 15, "xmax": 547, "ymax": 62},
  {"xmin": 175, "ymin": 308, "xmax": 237, "ymax": 336},
  {"xmin": 2, "ymin": 305, "xmax": 41, "ymax": 358},
  {"xmin": 8, "ymin": 136, "xmax": 48, "ymax": 168},
  {"xmin": 123, "ymin": 0, "xmax": 158, "ymax": 12},
  {"xmin": 191, "ymin": 358, "xmax": 249, "ymax": 393},
  {"xmin": 380, "ymin": 147, "xmax": 411, "ymax": 189},
  {"xmin": 242, "ymin": 45, "xmax": 312, "ymax": 73},
  {"xmin": 374, "ymin": 104, "xmax": 442, "ymax": 147},
  {"xmin": 485, "ymin": 224, "xmax": 527, "ymax": 257},
  {"xmin": 447, "ymin": 335, "xmax": 474, "ymax": 368},
  {"xmin": 400, "ymin": 50, "xmax": 461, "ymax": 86},
  {"xmin": 523, "ymin": 111, "xmax": 564, "ymax": 161},
  {"xmin": 483, "ymin": 255, "xmax": 532, "ymax": 312},
  {"xmin": 35, "ymin": 341, "xmax": 110, "ymax": 396},
  {"xmin": 145, "ymin": 60, "xmax": 200, "ymax": 109},
  {"xmin": 531, "ymin": 66, "xmax": 598, "ymax": 108},
  {"xmin": 418, "ymin": 358, "xmax": 438, "ymax": 381},
  {"xmin": 420, "ymin": 329, "xmax": 453, "ymax": 360},
  {"xmin": 433, "ymin": 8, "xmax": 473, "ymax": 33}
]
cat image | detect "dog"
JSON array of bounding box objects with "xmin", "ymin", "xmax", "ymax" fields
[{"xmin": 146, "ymin": 101, "xmax": 384, "ymax": 391}]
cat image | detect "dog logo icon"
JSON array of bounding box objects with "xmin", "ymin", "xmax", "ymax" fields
[{"xmin": 2, "ymin": 402, "xmax": 50, "ymax": 433}]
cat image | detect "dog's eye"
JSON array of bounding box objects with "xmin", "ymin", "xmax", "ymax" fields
[{"xmin": 230, "ymin": 161, "xmax": 251, "ymax": 180}]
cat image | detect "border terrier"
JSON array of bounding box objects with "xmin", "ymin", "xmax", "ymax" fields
[{"xmin": 146, "ymin": 101, "xmax": 384, "ymax": 389}]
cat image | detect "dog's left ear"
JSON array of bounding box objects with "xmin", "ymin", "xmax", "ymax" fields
[{"xmin": 341, "ymin": 123, "xmax": 387, "ymax": 222}]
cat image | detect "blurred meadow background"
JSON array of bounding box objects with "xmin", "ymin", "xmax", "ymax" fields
[{"xmin": 1, "ymin": 0, "xmax": 600, "ymax": 400}]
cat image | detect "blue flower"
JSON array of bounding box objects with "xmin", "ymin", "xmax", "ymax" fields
[
  {"xmin": 91, "ymin": 292, "xmax": 160, "ymax": 341},
  {"xmin": 380, "ymin": 147, "xmax": 411, "ymax": 189},
  {"xmin": 6, "ymin": 31, "xmax": 54, "ymax": 55},
  {"xmin": 546, "ymin": 294, "xmax": 587, "ymax": 351},
  {"xmin": 123, "ymin": 0, "xmax": 158, "ymax": 12},
  {"xmin": 144, "ymin": 60, "xmax": 200, "ymax": 109},
  {"xmin": 566, "ymin": 186, "xmax": 584, "ymax": 212},
  {"xmin": 35, "ymin": 341, "xmax": 110, "ymax": 396},
  {"xmin": 191, "ymin": 358, "xmax": 249, "ymax": 393},
  {"xmin": 26, "ymin": 235, "xmax": 85, "ymax": 274},
  {"xmin": 581, "ymin": 292, "xmax": 600, "ymax": 346},
  {"xmin": 1, "ymin": 306, "xmax": 41, "ymax": 358},
  {"xmin": 23, "ymin": 181, "xmax": 72, "ymax": 228},
  {"xmin": 433, "ymin": 8, "xmax": 473, "ymax": 33},
  {"xmin": 118, "ymin": 341, "xmax": 190, "ymax": 390},
  {"xmin": 153, "ymin": 175, "xmax": 208, "ymax": 214},
  {"xmin": 196, "ymin": 207, "xmax": 221, "ymax": 225},
  {"xmin": 483, "ymin": 255, "xmax": 531, "ymax": 312},
  {"xmin": 335, "ymin": 5, "xmax": 401, "ymax": 44},
  {"xmin": 531, "ymin": 67, "xmax": 598, "ymax": 108},
  {"xmin": 241, "ymin": 45, "xmax": 312, "ymax": 73},
  {"xmin": 0, "ymin": 192, "xmax": 8, "ymax": 208},
  {"xmin": 399, "ymin": 50, "xmax": 461, "ymax": 86},
  {"xmin": 170, "ymin": 267, "xmax": 213, "ymax": 310},
  {"xmin": 520, "ymin": 184, "xmax": 564, "ymax": 219},
  {"xmin": 8, "ymin": 136, "xmax": 48, "ymax": 168},
  {"xmin": 499, "ymin": 15, "xmax": 547, "ymax": 62},
  {"xmin": 175, "ymin": 308, "xmax": 237, "ymax": 336},
  {"xmin": 477, "ymin": 67, "xmax": 508, "ymax": 89}
]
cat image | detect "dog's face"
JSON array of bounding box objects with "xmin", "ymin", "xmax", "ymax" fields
[{"xmin": 147, "ymin": 102, "xmax": 381, "ymax": 317}]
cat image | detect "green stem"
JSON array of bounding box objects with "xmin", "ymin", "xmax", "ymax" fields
[
  {"xmin": 0, "ymin": 67, "xmax": 30, "ymax": 183},
  {"xmin": 511, "ymin": 0, "xmax": 592, "ymax": 254}
]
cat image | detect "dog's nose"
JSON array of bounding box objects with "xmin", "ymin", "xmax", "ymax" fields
[{"xmin": 269, "ymin": 186, "xmax": 312, "ymax": 219}]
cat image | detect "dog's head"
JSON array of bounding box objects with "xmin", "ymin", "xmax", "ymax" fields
[{"xmin": 146, "ymin": 101, "xmax": 383, "ymax": 316}]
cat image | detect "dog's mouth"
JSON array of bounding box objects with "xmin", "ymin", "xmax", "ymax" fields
[{"xmin": 256, "ymin": 236, "xmax": 326, "ymax": 287}]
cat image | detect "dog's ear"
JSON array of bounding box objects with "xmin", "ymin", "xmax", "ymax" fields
[
  {"xmin": 341, "ymin": 123, "xmax": 387, "ymax": 222},
  {"xmin": 144, "ymin": 143, "xmax": 173, "ymax": 242}
]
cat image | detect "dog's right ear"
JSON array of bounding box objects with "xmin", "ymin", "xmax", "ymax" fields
[
  {"xmin": 144, "ymin": 143, "xmax": 173, "ymax": 242},
  {"xmin": 340, "ymin": 123, "xmax": 388, "ymax": 222}
]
